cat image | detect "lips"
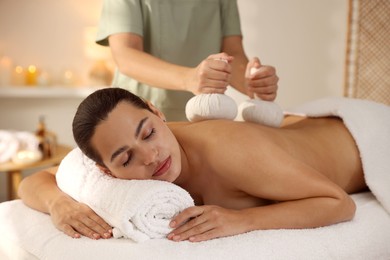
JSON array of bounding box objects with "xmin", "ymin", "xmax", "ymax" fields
[{"xmin": 153, "ymin": 156, "xmax": 171, "ymax": 177}]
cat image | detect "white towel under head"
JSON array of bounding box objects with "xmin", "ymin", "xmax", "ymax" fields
[{"xmin": 56, "ymin": 148, "xmax": 194, "ymax": 242}]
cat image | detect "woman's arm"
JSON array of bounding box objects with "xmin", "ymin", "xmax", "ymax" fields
[
  {"xmin": 109, "ymin": 32, "xmax": 232, "ymax": 95},
  {"xmin": 18, "ymin": 167, "xmax": 112, "ymax": 239},
  {"xmin": 168, "ymin": 140, "xmax": 355, "ymax": 242},
  {"xmin": 168, "ymin": 192, "xmax": 355, "ymax": 242}
]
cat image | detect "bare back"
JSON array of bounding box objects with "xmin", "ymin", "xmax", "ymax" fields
[{"xmin": 169, "ymin": 116, "xmax": 366, "ymax": 209}]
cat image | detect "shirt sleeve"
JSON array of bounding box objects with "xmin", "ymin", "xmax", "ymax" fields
[
  {"xmin": 96, "ymin": 0, "xmax": 143, "ymax": 46},
  {"xmin": 221, "ymin": 0, "xmax": 242, "ymax": 37}
]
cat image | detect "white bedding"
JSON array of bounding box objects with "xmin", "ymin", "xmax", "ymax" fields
[{"xmin": 1, "ymin": 192, "xmax": 390, "ymax": 260}]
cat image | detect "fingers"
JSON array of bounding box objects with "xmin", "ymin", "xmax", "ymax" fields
[
  {"xmin": 200, "ymin": 86, "xmax": 227, "ymax": 94},
  {"xmin": 168, "ymin": 214, "xmax": 215, "ymax": 242},
  {"xmin": 170, "ymin": 206, "xmax": 202, "ymax": 228},
  {"xmin": 168, "ymin": 207, "xmax": 214, "ymax": 242},
  {"xmin": 207, "ymin": 52, "xmax": 234, "ymax": 64},
  {"xmin": 59, "ymin": 220, "xmax": 101, "ymax": 240},
  {"xmin": 245, "ymin": 62, "xmax": 279, "ymax": 101},
  {"xmin": 193, "ymin": 59, "xmax": 231, "ymax": 94},
  {"xmin": 81, "ymin": 213, "xmax": 113, "ymax": 239},
  {"xmin": 57, "ymin": 212, "xmax": 113, "ymax": 240},
  {"xmin": 50, "ymin": 198, "xmax": 112, "ymax": 240},
  {"xmin": 168, "ymin": 206, "xmax": 238, "ymax": 243},
  {"xmin": 187, "ymin": 53, "xmax": 233, "ymax": 94},
  {"xmin": 61, "ymin": 224, "xmax": 81, "ymax": 239},
  {"xmin": 247, "ymin": 74, "xmax": 278, "ymax": 95},
  {"xmin": 245, "ymin": 57, "xmax": 261, "ymax": 77}
]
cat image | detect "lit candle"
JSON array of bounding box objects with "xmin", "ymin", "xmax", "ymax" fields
[
  {"xmin": 62, "ymin": 69, "xmax": 76, "ymax": 86},
  {"xmin": 26, "ymin": 65, "xmax": 38, "ymax": 85},
  {"xmin": 11, "ymin": 66, "xmax": 25, "ymax": 86},
  {"xmin": 12, "ymin": 150, "xmax": 42, "ymax": 165}
]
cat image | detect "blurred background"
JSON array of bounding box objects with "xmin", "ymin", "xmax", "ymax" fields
[{"xmin": 0, "ymin": 0, "xmax": 348, "ymax": 201}]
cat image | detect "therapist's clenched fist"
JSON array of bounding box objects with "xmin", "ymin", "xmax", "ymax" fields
[
  {"xmin": 245, "ymin": 57, "xmax": 278, "ymax": 101},
  {"xmin": 185, "ymin": 53, "xmax": 234, "ymax": 95}
]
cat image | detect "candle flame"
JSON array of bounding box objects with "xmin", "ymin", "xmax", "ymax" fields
[{"xmin": 28, "ymin": 65, "xmax": 37, "ymax": 73}]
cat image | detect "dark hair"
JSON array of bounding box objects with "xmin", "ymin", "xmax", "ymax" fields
[{"xmin": 72, "ymin": 87, "xmax": 152, "ymax": 165}]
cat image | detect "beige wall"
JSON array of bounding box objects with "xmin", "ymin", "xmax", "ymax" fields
[
  {"xmin": 232, "ymin": 0, "xmax": 348, "ymax": 107},
  {"xmin": 0, "ymin": 0, "xmax": 348, "ymax": 201}
]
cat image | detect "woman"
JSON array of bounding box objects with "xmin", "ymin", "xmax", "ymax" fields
[{"xmin": 19, "ymin": 88, "xmax": 367, "ymax": 242}]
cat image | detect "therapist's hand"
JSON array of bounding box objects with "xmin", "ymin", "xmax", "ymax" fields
[
  {"xmin": 245, "ymin": 57, "xmax": 278, "ymax": 101},
  {"xmin": 185, "ymin": 53, "xmax": 234, "ymax": 95},
  {"xmin": 49, "ymin": 195, "xmax": 112, "ymax": 240}
]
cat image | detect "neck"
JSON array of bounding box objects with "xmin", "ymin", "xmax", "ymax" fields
[
  {"xmin": 173, "ymin": 142, "xmax": 190, "ymax": 188},
  {"xmin": 173, "ymin": 142, "xmax": 204, "ymax": 205}
]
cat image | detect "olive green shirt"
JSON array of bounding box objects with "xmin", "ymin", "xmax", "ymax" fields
[{"xmin": 96, "ymin": 0, "xmax": 242, "ymax": 121}]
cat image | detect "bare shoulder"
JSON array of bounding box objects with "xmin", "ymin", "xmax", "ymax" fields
[
  {"xmin": 170, "ymin": 119, "xmax": 282, "ymax": 147},
  {"xmin": 172, "ymin": 120, "xmax": 282, "ymax": 175}
]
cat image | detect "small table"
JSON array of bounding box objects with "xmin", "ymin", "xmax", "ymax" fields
[{"xmin": 0, "ymin": 144, "xmax": 73, "ymax": 200}]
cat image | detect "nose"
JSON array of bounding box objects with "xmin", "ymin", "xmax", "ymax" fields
[{"xmin": 139, "ymin": 145, "xmax": 158, "ymax": 166}]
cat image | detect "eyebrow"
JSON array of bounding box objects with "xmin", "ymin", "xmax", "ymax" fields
[
  {"xmin": 110, "ymin": 117, "xmax": 149, "ymax": 163},
  {"xmin": 135, "ymin": 117, "xmax": 148, "ymax": 138},
  {"xmin": 110, "ymin": 146, "xmax": 128, "ymax": 163}
]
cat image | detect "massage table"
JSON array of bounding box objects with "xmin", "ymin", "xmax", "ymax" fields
[
  {"xmin": 1, "ymin": 95, "xmax": 390, "ymax": 259},
  {"xmin": 0, "ymin": 192, "xmax": 390, "ymax": 259},
  {"xmin": 3, "ymin": 0, "xmax": 390, "ymax": 257}
]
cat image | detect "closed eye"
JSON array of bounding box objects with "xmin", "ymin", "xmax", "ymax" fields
[
  {"xmin": 123, "ymin": 151, "xmax": 132, "ymax": 167},
  {"xmin": 123, "ymin": 128, "xmax": 155, "ymax": 167},
  {"xmin": 144, "ymin": 128, "xmax": 156, "ymax": 140}
]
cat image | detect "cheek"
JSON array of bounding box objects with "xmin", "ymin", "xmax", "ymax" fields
[
  {"xmin": 167, "ymin": 137, "xmax": 182, "ymax": 175},
  {"xmin": 112, "ymin": 165, "xmax": 148, "ymax": 180}
]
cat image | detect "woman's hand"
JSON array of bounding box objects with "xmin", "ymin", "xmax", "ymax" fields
[
  {"xmin": 168, "ymin": 205, "xmax": 250, "ymax": 242},
  {"xmin": 185, "ymin": 53, "xmax": 234, "ymax": 95},
  {"xmin": 49, "ymin": 195, "xmax": 112, "ymax": 240},
  {"xmin": 245, "ymin": 57, "xmax": 279, "ymax": 101}
]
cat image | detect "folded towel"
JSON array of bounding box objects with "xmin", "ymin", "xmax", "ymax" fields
[
  {"xmin": 0, "ymin": 130, "xmax": 19, "ymax": 163},
  {"xmin": 0, "ymin": 130, "xmax": 40, "ymax": 164},
  {"xmin": 56, "ymin": 148, "xmax": 194, "ymax": 242},
  {"xmin": 287, "ymin": 97, "xmax": 390, "ymax": 214}
]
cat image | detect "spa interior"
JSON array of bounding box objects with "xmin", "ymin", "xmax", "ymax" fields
[{"xmin": 0, "ymin": 0, "xmax": 349, "ymax": 202}]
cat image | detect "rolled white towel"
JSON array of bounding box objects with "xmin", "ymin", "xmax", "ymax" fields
[
  {"xmin": 0, "ymin": 130, "xmax": 19, "ymax": 163},
  {"xmin": 56, "ymin": 148, "xmax": 194, "ymax": 242},
  {"xmin": 14, "ymin": 131, "xmax": 40, "ymax": 151},
  {"xmin": 0, "ymin": 130, "xmax": 41, "ymax": 164}
]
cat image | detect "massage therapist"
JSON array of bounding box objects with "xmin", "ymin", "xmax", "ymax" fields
[{"xmin": 96, "ymin": 0, "xmax": 279, "ymax": 121}]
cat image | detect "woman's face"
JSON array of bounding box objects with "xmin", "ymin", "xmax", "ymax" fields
[{"xmin": 91, "ymin": 101, "xmax": 182, "ymax": 183}]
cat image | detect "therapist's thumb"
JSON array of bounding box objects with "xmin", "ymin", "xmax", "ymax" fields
[{"xmin": 246, "ymin": 57, "xmax": 261, "ymax": 78}]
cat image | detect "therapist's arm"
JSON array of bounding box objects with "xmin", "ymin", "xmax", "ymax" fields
[
  {"xmin": 108, "ymin": 32, "xmax": 232, "ymax": 95},
  {"xmin": 18, "ymin": 167, "xmax": 112, "ymax": 239},
  {"xmin": 222, "ymin": 35, "xmax": 248, "ymax": 95}
]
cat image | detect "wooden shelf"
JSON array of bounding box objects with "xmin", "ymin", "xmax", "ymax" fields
[
  {"xmin": 0, "ymin": 144, "xmax": 74, "ymax": 200},
  {"xmin": 0, "ymin": 86, "xmax": 108, "ymax": 98}
]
